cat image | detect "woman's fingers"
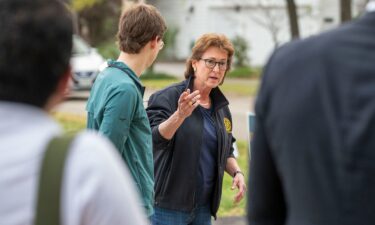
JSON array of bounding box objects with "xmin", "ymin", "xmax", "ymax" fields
[
  {"xmin": 179, "ymin": 89, "xmax": 200, "ymax": 106},
  {"xmin": 184, "ymin": 90, "xmax": 200, "ymax": 106},
  {"xmin": 177, "ymin": 89, "xmax": 200, "ymax": 118},
  {"xmin": 178, "ymin": 89, "xmax": 190, "ymax": 104}
]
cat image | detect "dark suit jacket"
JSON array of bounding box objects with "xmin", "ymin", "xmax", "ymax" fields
[{"xmin": 248, "ymin": 12, "xmax": 375, "ymax": 225}]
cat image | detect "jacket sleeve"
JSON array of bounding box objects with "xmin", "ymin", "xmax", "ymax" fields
[
  {"xmin": 247, "ymin": 49, "xmax": 286, "ymax": 225},
  {"xmin": 99, "ymin": 88, "xmax": 137, "ymax": 152},
  {"xmin": 225, "ymin": 107, "xmax": 237, "ymax": 159},
  {"xmin": 146, "ymin": 91, "xmax": 177, "ymax": 151},
  {"xmin": 248, "ymin": 115, "xmax": 286, "ymax": 225},
  {"xmin": 228, "ymin": 136, "xmax": 237, "ymax": 158}
]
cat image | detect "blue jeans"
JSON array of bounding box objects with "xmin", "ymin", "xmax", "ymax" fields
[{"xmin": 151, "ymin": 205, "xmax": 212, "ymax": 225}]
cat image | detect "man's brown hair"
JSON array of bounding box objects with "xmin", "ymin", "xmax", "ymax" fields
[
  {"xmin": 184, "ymin": 33, "xmax": 234, "ymax": 84},
  {"xmin": 117, "ymin": 3, "xmax": 167, "ymax": 54}
]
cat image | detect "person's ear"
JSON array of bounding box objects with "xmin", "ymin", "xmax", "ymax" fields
[
  {"xmin": 44, "ymin": 66, "xmax": 72, "ymax": 111},
  {"xmin": 150, "ymin": 36, "xmax": 160, "ymax": 49},
  {"xmin": 192, "ymin": 60, "xmax": 198, "ymax": 72},
  {"xmin": 150, "ymin": 37, "xmax": 158, "ymax": 49},
  {"xmin": 59, "ymin": 66, "xmax": 72, "ymax": 97}
]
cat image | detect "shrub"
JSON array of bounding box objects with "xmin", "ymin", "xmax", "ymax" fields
[{"xmin": 158, "ymin": 26, "xmax": 179, "ymax": 61}]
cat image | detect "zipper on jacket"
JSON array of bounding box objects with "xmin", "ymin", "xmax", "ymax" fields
[
  {"xmin": 192, "ymin": 190, "xmax": 196, "ymax": 209},
  {"xmin": 212, "ymin": 112, "xmax": 224, "ymax": 216}
]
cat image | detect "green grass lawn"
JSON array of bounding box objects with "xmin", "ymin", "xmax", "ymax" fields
[
  {"xmin": 142, "ymin": 78, "xmax": 259, "ymax": 97},
  {"xmin": 52, "ymin": 112, "xmax": 86, "ymax": 134},
  {"xmin": 142, "ymin": 79, "xmax": 177, "ymax": 90},
  {"xmin": 53, "ymin": 112, "xmax": 249, "ymax": 217},
  {"xmin": 221, "ymin": 78, "xmax": 259, "ymax": 97},
  {"xmin": 217, "ymin": 140, "xmax": 248, "ymax": 217}
]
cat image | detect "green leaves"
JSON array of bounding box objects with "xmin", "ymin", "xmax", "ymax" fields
[{"xmin": 71, "ymin": 0, "xmax": 103, "ymax": 12}]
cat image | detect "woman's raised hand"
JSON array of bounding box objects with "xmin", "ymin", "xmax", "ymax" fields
[{"xmin": 177, "ymin": 89, "xmax": 200, "ymax": 118}]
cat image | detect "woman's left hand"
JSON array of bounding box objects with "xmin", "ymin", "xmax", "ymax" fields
[{"xmin": 231, "ymin": 173, "xmax": 246, "ymax": 203}]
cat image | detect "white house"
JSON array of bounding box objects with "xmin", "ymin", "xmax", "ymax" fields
[{"xmin": 148, "ymin": 0, "xmax": 368, "ymax": 66}]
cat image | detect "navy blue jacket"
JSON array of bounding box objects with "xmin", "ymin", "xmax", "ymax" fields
[{"xmin": 249, "ymin": 12, "xmax": 375, "ymax": 225}]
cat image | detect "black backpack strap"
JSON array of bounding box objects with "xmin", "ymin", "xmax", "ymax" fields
[{"xmin": 34, "ymin": 135, "xmax": 75, "ymax": 225}]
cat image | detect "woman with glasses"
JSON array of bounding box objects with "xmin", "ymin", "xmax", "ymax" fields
[{"xmin": 146, "ymin": 33, "xmax": 246, "ymax": 225}]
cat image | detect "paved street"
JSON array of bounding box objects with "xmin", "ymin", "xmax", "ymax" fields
[
  {"xmin": 153, "ymin": 61, "xmax": 186, "ymax": 78},
  {"xmin": 213, "ymin": 216, "xmax": 247, "ymax": 225}
]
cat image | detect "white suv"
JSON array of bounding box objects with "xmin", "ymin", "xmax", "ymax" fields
[{"xmin": 71, "ymin": 35, "xmax": 104, "ymax": 89}]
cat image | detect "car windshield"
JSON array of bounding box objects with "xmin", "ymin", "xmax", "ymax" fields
[{"xmin": 72, "ymin": 35, "xmax": 91, "ymax": 55}]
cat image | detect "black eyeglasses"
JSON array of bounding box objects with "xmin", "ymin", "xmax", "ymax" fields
[{"xmin": 199, "ymin": 58, "xmax": 228, "ymax": 71}]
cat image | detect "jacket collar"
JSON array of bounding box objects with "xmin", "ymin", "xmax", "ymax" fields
[
  {"xmin": 359, "ymin": 8, "xmax": 375, "ymax": 27},
  {"xmin": 184, "ymin": 75, "xmax": 229, "ymax": 112},
  {"xmin": 107, "ymin": 59, "xmax": 145, "ymax": 97}
]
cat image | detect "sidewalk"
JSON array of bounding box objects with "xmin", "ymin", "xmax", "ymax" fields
[
  {"xmin": 153, "ymin": 61, "xmax": 185, "ymax": 78},
  {"xmin": 213, "ymin": 216, "xmax": 247, "ymax": 225}
]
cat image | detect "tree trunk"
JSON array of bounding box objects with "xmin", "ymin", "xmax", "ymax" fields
[
  {"xmin": 286, "ymin": 0, "xmax": 300, "ymax": 39},
  {"xmin": 340, "ymin": 0, "xmax": 352, "ymax": 23}
]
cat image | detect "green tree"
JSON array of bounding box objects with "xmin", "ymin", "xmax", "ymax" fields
[
  {"xmin": 232, "ymin": 35, "xmax": 250, "ymax": 68},
  {"xmin": 72, "ymin": 0, "xmax": 122, "ymax": 45},
  {"xmin": 71, "ymin": 0, "xmax": 103, "ymax": 12}
]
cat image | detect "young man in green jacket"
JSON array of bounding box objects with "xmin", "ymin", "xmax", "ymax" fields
[{"xmin": 86, "ymin": 3, "xmax": 166, "ymax": 217}]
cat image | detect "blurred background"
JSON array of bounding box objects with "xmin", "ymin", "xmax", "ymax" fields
[
  {"xmin": 67, "ymin": 0, "xmax": 369, "ymax": 67},
  {"xmin": 65, "ymin": 0, "xmax": 369, "ymax": 90}
]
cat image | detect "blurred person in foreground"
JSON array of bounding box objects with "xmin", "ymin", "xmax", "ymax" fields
[
  {"xmin": 0, "ymin": 0, "xmax": 147, "ymax": 224},
  {"xmin": 248, "ymin": 1, "xmax": 375, "ymax": 225},
  {"xmin": 146, "ymin": 33, "xmax": 246, "ymax": 225},
  {"xmin": 86, "ymin": 3, "xmax": 167, "ymax": 217}
]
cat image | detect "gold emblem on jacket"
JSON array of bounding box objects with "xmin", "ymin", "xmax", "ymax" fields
[{"xmin": 224, "ymin": 118, "xmax": 231, "ymax": 133}]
